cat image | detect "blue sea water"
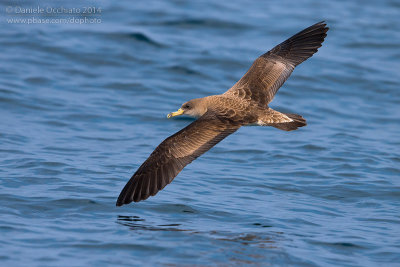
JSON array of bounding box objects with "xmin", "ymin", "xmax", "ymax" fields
[{"xmin": 1, "ymin": 0, "xmax": 400, "ymax": 266}]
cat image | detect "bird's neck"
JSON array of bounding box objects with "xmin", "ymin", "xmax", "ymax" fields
[{"xmin": 190, "ymin": 97, "xmax": 211, "ymax": 118}]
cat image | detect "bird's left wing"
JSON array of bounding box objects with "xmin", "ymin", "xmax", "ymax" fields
[
  {"xmin": 116, "ymin": 111, "xmax": 239, "ymax": 206},
  {"xmin": 224, "ymin": 21, "xmax": 328, "ymax": 106}
]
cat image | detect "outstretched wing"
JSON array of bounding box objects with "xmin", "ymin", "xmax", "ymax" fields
[
  {"xmin": 224, "ymin": 21, "xmax": 328, "ymax": 106},
  {"xmin": 116, "ymin": 111, "xmax": 239, "ymax": 206}
]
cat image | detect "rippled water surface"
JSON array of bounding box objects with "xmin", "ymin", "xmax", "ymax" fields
[{"xmin": 1, "ymin": 0, "xmax": 400, "ymax": 266}]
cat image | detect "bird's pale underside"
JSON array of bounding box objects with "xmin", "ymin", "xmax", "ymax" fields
[{"xmin": 116, "ymin": 21, "xmax": 329, "ymax": 206}]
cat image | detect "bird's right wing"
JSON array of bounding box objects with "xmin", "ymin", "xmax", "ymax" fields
[
  {"xmin": 224, "ymin": 21, "xmax": 328, "ymax": 106},
  {"xmin": 116, "ymin": 111, "xmax": 239, "ymax": 206}
]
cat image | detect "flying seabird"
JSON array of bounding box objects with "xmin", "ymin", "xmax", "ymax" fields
[{"xmin": 116, "ymin": 21, "xmax": 329, "ymax": 206}]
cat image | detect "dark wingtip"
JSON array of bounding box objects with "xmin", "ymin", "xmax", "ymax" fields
[
  {"xmin": 116, "ymin": 187, "xmax": 132, "ymax": 207},
  {"xmin": 116, "ymin": 197, "xmax": 124, "ymax": 206},
  {"xmin": 116, "ymin": 191, "xmax": 135, "ymax": 206},
  {"xmin": 266, "ymin": 20, "xmax": 330, "ymax": 66},
  {"xmin": 316, "ymin": 20, "xmax": 329, "ymax": 32},
  {"xmin": 116, "ymin": 197, "xmax": 135, "ymax": 206},
  {"xmin": 315, "ymin": 20, "xmax": 327, "ymax": 26},
  {"xmin": 308, "ymin": 21, "xmax": 329, "ymax": 34}
]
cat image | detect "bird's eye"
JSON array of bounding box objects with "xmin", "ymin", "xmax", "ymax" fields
[{"xmin": 184, "ymin": 104, "xmax": 190, "ymax": 109}]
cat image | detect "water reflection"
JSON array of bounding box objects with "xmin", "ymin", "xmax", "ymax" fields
[
  {"xmin": 116, "ymin": 215, "xmax": 281, "ymax": 248},
  {"xmin": 116, "ymin": 215, "xmax": 283, "ymax": 264},
  {"xmin": 117, "ymin": 215, "xmax": 189, "ymax": 232}
]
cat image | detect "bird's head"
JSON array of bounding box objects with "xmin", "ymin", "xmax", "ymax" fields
[{"xmin": 167, "ymin": 98, "xmax": 207, "ymax": 119}]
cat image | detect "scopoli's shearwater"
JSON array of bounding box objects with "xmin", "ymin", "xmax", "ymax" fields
[{"xmin": 117, "ymin": 21, "xmax": 329, "ymax": 206}]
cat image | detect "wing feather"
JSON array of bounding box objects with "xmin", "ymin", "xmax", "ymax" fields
[
  {"xmin": 116, "ymin": 111, "xmax": 239, "ymax": 206},
  {"xmin": 224, "ymin": 21, "xmax": 328, "ymax": 105}
]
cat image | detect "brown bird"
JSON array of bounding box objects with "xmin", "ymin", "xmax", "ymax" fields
[{"xmin": 116, "ymin": 21, "xmax": 328, "ymax": 206}]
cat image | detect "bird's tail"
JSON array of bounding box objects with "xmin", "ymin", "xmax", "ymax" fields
[{"xmin": 272, "ymin": 113, "xmax": 306, "ymax": 131}]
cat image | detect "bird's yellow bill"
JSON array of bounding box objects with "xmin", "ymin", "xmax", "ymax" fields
[{"xmin": 167, "ymin": 108, "xmax": 184, "ymax": 118}]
